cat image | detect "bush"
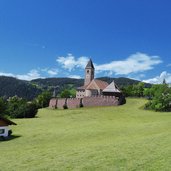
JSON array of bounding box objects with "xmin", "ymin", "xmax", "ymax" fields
[
  {"xmin": 36, "ymin": 91, "xmax": 52, "ymax": 108},
  {"xmin": 0, "ymin": 97, "xmax": 7, "ymax": 116},
  {"xmin": 7, "ymin": 96, "xmax": 38, "ymax": 118},
  {"xmin": 144, "ymin": 84, "xmax": 171, "ymax": 112}
]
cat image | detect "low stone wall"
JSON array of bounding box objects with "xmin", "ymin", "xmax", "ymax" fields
[
  {"xmin": 67, "ymin": 98, "xmax": 81, "ymax": 109},
  {"xmin": 57, "ymin": 98, "xmax": 66, "ymax": 109},
  {"xmin": 49, "ymin": 96, "xmax": 119, "ymax": 109},
  {"xmin": 82, "ymin": 96, "xmax": 119, "ymax": 107},
  {"xmin": 49, "ymin": 98, "xmax": 57, "ymax": 109}
]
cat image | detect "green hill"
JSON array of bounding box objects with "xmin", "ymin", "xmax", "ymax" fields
[
  {"xmin": 0, "ymin": 76, "xmax": 151, "ymax": 100},
  {"xmin": 0, "ymin": 76, "xmax": 42, "ymax": 100},
  {"xmin": 1, "ymin": 98, "xmax": 170, "ymax": 171}
]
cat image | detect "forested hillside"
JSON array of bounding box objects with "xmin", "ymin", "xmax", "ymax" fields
[
  {"xmin": 0, "ymin": 76, "xmax": 42, "ymax": 100},
  {"xmin": 0, "ymin": 76, "xmax": 150, "ymax": 100}
]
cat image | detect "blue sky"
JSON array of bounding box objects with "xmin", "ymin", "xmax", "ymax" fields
[{"xmin": 0, "ymin": 0, "xmax": 171, "ymax": 83}]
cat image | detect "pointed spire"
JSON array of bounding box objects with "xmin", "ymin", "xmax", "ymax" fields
[
  {"xmin": 52, "ymin": 88, "xmax": 56, "ymax": 97},
  {"xmin": 85, "ymin": 59, "xmax": 94, "ymax": 69},
  {"xmin": 163, "ymin": 78, "xmax": 166, "ymax": 84}
]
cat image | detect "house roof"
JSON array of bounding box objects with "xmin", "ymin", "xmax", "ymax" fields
[
  {"xmin": 102, "ymin": 81, "xmax": 121, "ymax": 93},
  {"xmin": 86, "ymin": 79, "xmax": 108, "ymax": 90},
  {"xmin": 77, "ymin": 79, "xmax": 108, "ymax": 91},
  {"xmin": 0, "ymin": 115, "xmax": 17, "ymax": 126},
  {"xmin": 85, "ymin": 59, "xmax": 94, "ymax": 69},
  {"xmin": 77, "ymin": 85, "xmax": 87, "ymax": 90}
]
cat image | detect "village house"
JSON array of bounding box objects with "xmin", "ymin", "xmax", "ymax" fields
[{"xmin": 0, "ymin": 115, "xmax": 16, "ymax": 138}]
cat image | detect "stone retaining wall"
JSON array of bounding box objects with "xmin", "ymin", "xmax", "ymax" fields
[{"xmin": 49, "ymin": 96, "xmax": 119, "ymax": 109}]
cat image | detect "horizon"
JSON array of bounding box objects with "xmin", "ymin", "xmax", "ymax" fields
[{"xmin": 0, "ymin": 0, "xmax": 171, "ymax": 84}]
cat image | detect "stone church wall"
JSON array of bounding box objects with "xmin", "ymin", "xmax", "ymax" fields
[
  {"xmin": 82, "ymin": 96, "xmax": 119, "ymax": 107},
  {"xmin": 49, "ymin": 98, "xmax": 58, "ymax": 109},
  {"xmin": 57, "ymin": 98, "xmax": 66, "ymax": 109},
  {"xmin": 67, "ymin": 98, "xmax": 81, "ymax": 109},
  {"xmin": 49, "ymin": 96, "xmax": 119, "ymax": 109}
]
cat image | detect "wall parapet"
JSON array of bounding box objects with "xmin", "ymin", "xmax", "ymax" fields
[{"xmin": 49, "ymin": 95, "xmax": 120, "ymax": 109}]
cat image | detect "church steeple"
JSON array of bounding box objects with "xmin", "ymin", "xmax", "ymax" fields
[{"xmin": 84, "ymin": 59, "xmax": 94, "ymax": 86}]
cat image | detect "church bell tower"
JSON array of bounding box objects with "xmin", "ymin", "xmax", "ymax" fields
[{"xmin": 84, "ymin": 59, "xmax": 95, "ymax": 86}]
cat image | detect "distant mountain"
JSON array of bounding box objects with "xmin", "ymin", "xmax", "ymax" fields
[
  {"xmin": 31, "ymin": 77, "xmax": 151, "ymax": 93},
  {"xmin": 0, "ymin": 76, "xmax": 151, "ymax": 100},
  {"xmin": 97, "ymin": 77, "xmax": 151, "ymax": 87},
  {"xmin": 31, "ymin": 78, "xmax": 84, "ymax": 95},
  {"xmin": 0, "ymin": 76, "xmax": 42, "ymax": 100}
]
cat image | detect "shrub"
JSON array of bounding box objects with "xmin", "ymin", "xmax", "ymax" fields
[
  {"xmin": 145, "ymin": 84, "xmax": 171, "ymax": 112},
  {"xmin": 7, "ymin": 96, "xmax": 38, "ymax": 118},
  {"xmin": 36, "ymin": 91, "xmax": 52, "ymax": 108}
]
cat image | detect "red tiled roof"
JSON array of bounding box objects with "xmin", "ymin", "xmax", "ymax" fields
[
  {"xmin": 77, "ymin": 79, "xmax": 108, "ymax": 91},
  {"xmin": 86, "ymin": 79, "xmax": 108, "ymax": 90}
]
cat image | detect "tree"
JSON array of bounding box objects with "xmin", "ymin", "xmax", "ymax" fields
[
  {"xmin": 6, "ymin": 96, "xmax": 38, "ymax": 118},
  {"xmin": 122, "ymin": 82, "xmax": 145, "ymax": 97},
  {"xmin": 145, "ymin": 84, "xmax": 171, "ymax": 112},
  {"xmin": 121, "ymin": 85, "xmax": 134, "ymax": 97},
  {"xmin": 132, "ymin": 82, "xmax": 145, "ymax": 97},
  {"xmin": 60, "ymin": 89, "xmax": 72, "ymax": 98},
  {"xmin": 0, "ymin": 97, "xmax": 7, "ymax": 115},
  {"xmin": 36, "ymin": 91, "xmax": 52, "ymax": 108}
]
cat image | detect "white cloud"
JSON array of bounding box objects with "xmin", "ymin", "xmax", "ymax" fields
[
  {"xmin": 56, "ymin": 53, "xmax": 89, "ymax": 71},
  {"xmin": 41, "ymin": 68, "xmax": 58, "ymax": 76},
  {"xmin": 143, "ymin": 71, "xmax": 171, "ymax": 84},
  {"xmin": 0, "ymin": 70, "xmax": 42, "ymax": 81},
  {"xmin": 0, "ymin": 52, "xmax": 163, "ymax": 81},
  {"xmin": 16, "ymin": 70, "xmax": 42, "ymax": 80},
  {"xmin": 56, "ymin": 52, "xmax": 162, "ymax": 76},
  {"xmin": 95, "ymin": 52, "xmax": 162, "ymax": 75},
  {"xmin": 0, "ymin": 72, "xmax": 15, "ymax": 77},
  {"xmin": 47, "ymin": 69, "xmax": 58, "ymax": 76},
  {"xmin": 68, "ymin": 75, "xmax": 82, "ymax": 79}
]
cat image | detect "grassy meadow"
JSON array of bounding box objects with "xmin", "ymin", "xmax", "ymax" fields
[{"xmin": 0, "ymin": 98, "xmax": 171, "ymax": 171}]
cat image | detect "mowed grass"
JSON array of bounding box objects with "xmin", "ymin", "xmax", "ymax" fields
[{"xmin": 0, "ymin": 98, "xmax": 171, "ymax": 171}]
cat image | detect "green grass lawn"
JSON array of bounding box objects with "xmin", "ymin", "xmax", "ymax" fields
[{"xmin": 0, "ymin": 98, "xmax": 171, "ymax": 171}]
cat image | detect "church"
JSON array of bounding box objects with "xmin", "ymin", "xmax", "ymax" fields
[
  {"xmin": 76, "ymin": 59, "xmax": 121, "ymax": 98},
  {"xmin": 49, "ymin": 59, "xmax": 124, "ymax": 109}
]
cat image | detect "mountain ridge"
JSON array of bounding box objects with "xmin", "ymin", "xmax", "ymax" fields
[{"xmin": 0, "ymin": 76, "xmax": 151, "ymax": 100}]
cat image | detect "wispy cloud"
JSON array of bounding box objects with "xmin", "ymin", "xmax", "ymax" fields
[
  {"xmin": 95, "ymin": 52, "xmax": 162, "ymax": 75},
  {"xmin": 41, "ymin": 68, "xmax": 58, "ymax": 76},
  {"xmin": 0, "ymin": 70, "xmax": 43, "ymax": 81},
  {"xmin": 17, "ymin": 70, "xmax": 42, "ymax": 80},
  {"xmin": 47, "ymin": 69, "xmax": 58, "ymax": 76},
  {"xmin": 143, "ymin": 71, "xmax": 171, "ymax": 84},
  {"xmin": 56, "ymin": 53, "xmax": 89, "ymax": 71},
  {"xmin": 0, "ymin": 72, "xmax": 15, "ymax": 77},
  {"xmin": 67, "ymin": 75, "xmax": 82, "ymax": 79},
  {"xmin": 0, "ymin": 52, "xmax": 163, "ymax": 81},
  {"xmin": 0, "ymin": 67, "xmax": 59, "ymax": 80},
  {"xmin": 56, "ymin": 52, "xmax": 162, "ymax": 76}
]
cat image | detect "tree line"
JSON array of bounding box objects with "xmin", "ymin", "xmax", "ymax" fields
[
  {"xmin": 0, "ymin": 91, "xmax": 52, "ymax": 119},
  {"xmin": 0, "ymin": 81, "xmax": 170, "ymax": 119},
  {"xmin": 0, "ymin": 89, "xmax": 76, "ymax": 119},
  {"xmin": 122, "ymin": 82, "xmax": 171, "ymax": 112}
]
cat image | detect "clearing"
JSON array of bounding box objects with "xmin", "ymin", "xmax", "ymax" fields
[{"xmin": 0, "ymin": 98, "xmax": 171, "ymax": 171}]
